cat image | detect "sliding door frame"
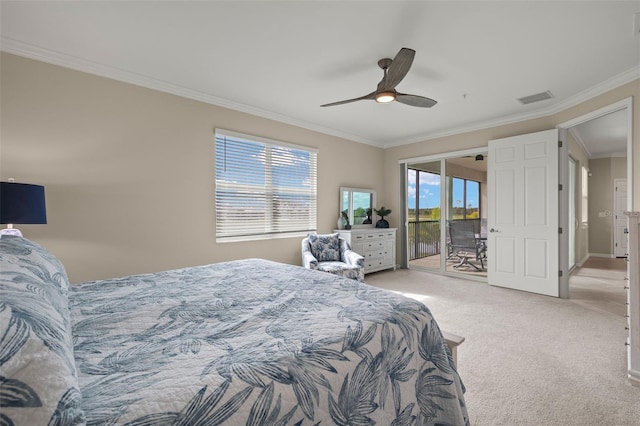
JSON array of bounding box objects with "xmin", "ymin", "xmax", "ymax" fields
[{"xmin": 399, "ymin": 147, "xmax": 488, "ymax": 278}]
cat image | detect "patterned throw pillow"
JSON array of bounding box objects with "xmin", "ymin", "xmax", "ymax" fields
[
  {"xmin": 308, "ymin": 233, "xmax": 341, "ymax": 262},
  {"xmin": 0, "ymin": 236, "xmax": 85, "ymax": 425}
]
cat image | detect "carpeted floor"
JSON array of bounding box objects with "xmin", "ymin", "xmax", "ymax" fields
[{"xmin": 365, "ymin": 258, "xmax": 640, "ymax": 426}]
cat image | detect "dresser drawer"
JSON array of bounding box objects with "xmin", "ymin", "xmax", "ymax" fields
[
  {"xmin": 364, "ymin": 251, "xmax": 383, "ymax": 259},
  {"xmin": 365, "ymin": 249, "xmax": 393, "ymax": 260},
  {"xmin": 365, "ymin": 240, "xmax": 385, "ymax": 250},
  {"xmin": 365, "ymin": 258, "xmax": 386, "ymax": 270},
  {"xmin": 365, "ymin": 231, "xmax": 395, "ymax": 240},
  {"xmin": 336, "ymin": 228, "xmax": 396, "ymax": 274}
]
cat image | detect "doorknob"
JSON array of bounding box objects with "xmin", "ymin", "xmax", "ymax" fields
[{"xmin": 489, "ymin": 228, "xmax": 499, "ymax": 233}]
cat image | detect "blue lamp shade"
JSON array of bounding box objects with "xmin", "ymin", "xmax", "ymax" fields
[{"xmin": 0, "ymin": 182, "xmax": 47, "ymax": 225}]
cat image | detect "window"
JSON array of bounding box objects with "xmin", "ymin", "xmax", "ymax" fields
[
  {"xmin": 407, "ymin": 168, "xmax": 480, "ymax": 221},
  {"xmin": 581, "ymin": 166, "xmax": 589, "ymax": 224},
  {"xmin": 215, "ymin": 129, "xmax": 317, "ymax": 242},
  {"xmin": 407, "ymin": 167, "xmax": 442, "ymax": 222},
  {"xmin": 450, "ymin": 177, "xmax": 480, "ymax": 219}
]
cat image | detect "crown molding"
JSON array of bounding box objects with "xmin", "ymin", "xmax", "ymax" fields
[
  {"xmin": 0, "ymin": 37, "xmax": 380, "ymax": 148},
  {"xmin": 383, "ymin": 65, "xmax": 640, "ymax": 149},
  {"xmin": 590, "ymin": 152, "xmax": 627, "ymax": 160},
  {"xmin": 568, "ymin": 127, "xmax": 592, "ymax": 158},
  {"xmin": 3, "ymin": 37, "xmax": 637, "ymax": 151}
]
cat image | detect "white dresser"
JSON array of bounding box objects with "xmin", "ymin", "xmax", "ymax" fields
[{"xmin": 337, "ymin": 228, "xmax": 396, "ymax": 274}]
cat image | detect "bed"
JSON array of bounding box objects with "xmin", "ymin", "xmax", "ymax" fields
[{"xmin": 0, "ymin": 236, "xmax": 468, "ymax": 425}]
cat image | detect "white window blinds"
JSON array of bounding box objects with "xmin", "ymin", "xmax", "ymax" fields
[{"xmin": 215, "ymin": 129, "xmax": 317, "ymax": 242}]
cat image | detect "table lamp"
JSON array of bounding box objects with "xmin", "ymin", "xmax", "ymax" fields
[{"xmin": 0, "ymin": 180, "xmax": 47, "ymax": 237}]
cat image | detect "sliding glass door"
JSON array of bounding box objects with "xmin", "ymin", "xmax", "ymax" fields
[
  {"xmin": 408, "ymin": 162, "xmax": 442, "ymax": 271},
  {"xmin": 445, "ymin": 159, "xmax": 486, "ymax": 276},
  {"xmin": 406, "ymin": 152, "xmax": 488, "ymax": 278}
]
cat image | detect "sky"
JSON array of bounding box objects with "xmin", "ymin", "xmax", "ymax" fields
[
  {"xmin": 408, "ymin": 169, "xmax": 479, "ymax": 210},
  {"xmin": 216, "ymin": 136, "xmax": 314, "ymax": 190}
]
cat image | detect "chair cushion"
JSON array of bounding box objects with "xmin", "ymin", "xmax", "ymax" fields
[
  {"xmin": 317, "ymin": 262, "xmax": 363, "ymax": 281},
  {"xmin": 307, "ymin": 233, "xmax": 341, "ymax": 262}
]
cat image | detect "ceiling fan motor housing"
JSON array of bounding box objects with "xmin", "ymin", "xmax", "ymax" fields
[{"xmin": 377, "ymin": 58, "xmax": 393, "ymax": 70}]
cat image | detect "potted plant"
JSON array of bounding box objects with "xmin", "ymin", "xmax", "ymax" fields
[
  {"xmin": 341, "ymin": 210, "xmax": 352, "ymax": 230},
  {"xmin": 363, "ymin": 208, "xmax": 373, "ymax": 224},
  {"xmin": 374, "ymin": 206, "xmax": 392, "ymax": 228}
]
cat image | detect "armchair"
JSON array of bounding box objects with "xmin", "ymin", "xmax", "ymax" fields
[{"xmin": 302, "ymin": 233, "xmax": 365, "ymax": 282}]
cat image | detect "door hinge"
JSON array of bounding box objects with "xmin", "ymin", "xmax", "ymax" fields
[
  {"xmin": 558, "ymin": 140, "xmax": 563, "ymax": 148},
  {"xmin": 559, "ymin": 227, "xmax": 563, "ymax": 234},
  {"xmin": 558, "ymin": 184, "xmax": 563, "ymax": 191},
  {"xmin": 559, "ymin": 270, "xmax": 563, "ymax": 277}
]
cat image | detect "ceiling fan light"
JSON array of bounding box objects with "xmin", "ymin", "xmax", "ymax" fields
[{"xmin": 375, "ymin": 91, "xmax": 395, "ymax": 103}]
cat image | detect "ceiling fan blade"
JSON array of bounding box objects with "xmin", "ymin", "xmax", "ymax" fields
[
  {"xmin": 378, "ymin": 47, "xmax": 415, "ymax": 91},
  {"xmin": 320, "ymin": 91, "xmax": 376, "ymax": 107},
  {"xmin": 396, "ymin": 93, "xmax": 437, "ymax": 108}
]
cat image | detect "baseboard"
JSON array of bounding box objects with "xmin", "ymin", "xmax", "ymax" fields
[
  {"xmin": 589, "ymin": 252, "xmax": 615, "ymax": 259},
  {"xmin": 575, "ymin": 254, "xmax": 590, "ymax": 267}
]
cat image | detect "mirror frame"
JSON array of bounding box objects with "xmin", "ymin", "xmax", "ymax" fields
[{"xmin": 340, "ymin": 187, "xmax": 377, "ymax": 228}]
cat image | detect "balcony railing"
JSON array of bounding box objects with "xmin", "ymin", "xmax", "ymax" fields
[{"xmin": 409, "ymin": 218, "xmax": 482, "ymax": 260}]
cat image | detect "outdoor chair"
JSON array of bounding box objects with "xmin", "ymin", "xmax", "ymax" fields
[{"xmin": 448, "ymin": 220, "xmax": 485, "ymax": 271}]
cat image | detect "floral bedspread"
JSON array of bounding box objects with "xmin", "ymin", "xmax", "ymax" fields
[{"xmin": 69, "ymin": 258, "xmax": 468, "ymax": 425}]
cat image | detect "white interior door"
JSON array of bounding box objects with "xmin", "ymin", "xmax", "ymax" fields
[
  {"xmin": 614, "ymin": 179, "xmax": 628, "ymax": 258},
  {"xmin": 488, "ymin": 129, "xmax": 560, "ymax": 297}
]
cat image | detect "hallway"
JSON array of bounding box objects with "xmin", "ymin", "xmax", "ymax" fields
[{"xmin": 569, "ymin": 257, "xmax": 627, "ymax": 317}]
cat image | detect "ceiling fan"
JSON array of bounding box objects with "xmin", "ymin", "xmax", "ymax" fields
[
  {"xmin": 321, "ymin": 47, "xmax": 437, "ymax": 108},
  {"xmin": 462, "ymin": 154, "xmax": 486, "ymax": 161}
]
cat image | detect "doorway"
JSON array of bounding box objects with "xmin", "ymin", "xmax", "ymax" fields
[
  {"xmin": 405, "ymin": 149, "xmax": 488, "ymax": 279},
  {"xmin": 400, "ymin": 98, "xmax": 632, "ymax": 297},
  {"xmin": 559, "ymin": 97, "xmax": 633, "ymax": 297}
]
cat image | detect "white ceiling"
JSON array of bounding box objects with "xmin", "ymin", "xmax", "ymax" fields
[
  {"xmin": 2, "ymin": 1, "xmax": 639, "ymax": 149},
  {"xmin": 570, "ymin": 109, "xmax": 628, "ymax": 158}
]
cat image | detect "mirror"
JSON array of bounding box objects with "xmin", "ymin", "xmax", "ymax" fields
[{"xmin": 340, "ymin": 187, "xmax": 377, "ymax": 228}]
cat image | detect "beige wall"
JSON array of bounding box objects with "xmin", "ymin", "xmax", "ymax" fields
[
  {"xmin": 588, "ymin": 157, "xmax": 628, "ymax": 256},
  {"xmin": 568, "ymin": 132, "xmax": 589, "ymax": 265},
  {"xmin": 2, "ymin": 52, "xmax": 638, "ymax": 281},
  {"xmin": 385, "ymin": 80, "xmax": 639, "ymax": 227},
  {"xmin": 384, "ymin": 80, "xmax": 638, "ymax": 264},
  {"xmin": 0, "ymin": 53, "xmax": 384, "ymax": 282},
  {"xmin": 384, "ymin": 117, "xmax": 554, "ymax": 232},
  {"xmin": 589, "ymin": 159, "xmax": 613, "ymax": 255},
  {"xmin": 551, "ymin": 80, "xmax": 639, "ymax": 206}
]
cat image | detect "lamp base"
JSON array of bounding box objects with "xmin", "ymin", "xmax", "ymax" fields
[{"xmin": 0, "ymin": 228, "xmax": 23, "ymax": 237}]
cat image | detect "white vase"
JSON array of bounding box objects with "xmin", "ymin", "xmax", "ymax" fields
[{"xmin": 337, "ymin": 216, "xmax": 344, "ymax": 230}]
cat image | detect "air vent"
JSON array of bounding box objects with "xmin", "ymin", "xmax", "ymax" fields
[{"xmin": 517, "ymin": 90, "xmax": 554, "ymax": 105}]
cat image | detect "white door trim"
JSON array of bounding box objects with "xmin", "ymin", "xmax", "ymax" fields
[{"xmin": 614, "ymin": 178, "xmax": 628, "ymax": 258}]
